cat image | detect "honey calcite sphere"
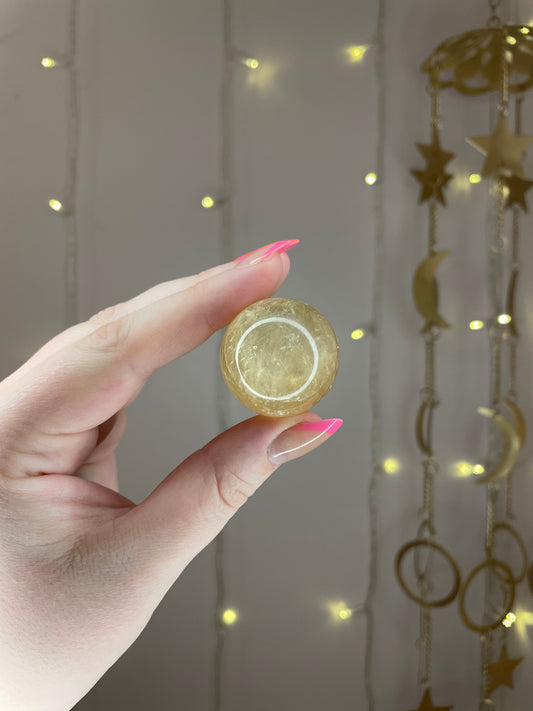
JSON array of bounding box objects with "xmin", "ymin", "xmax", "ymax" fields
[{"xmin": 220, "ymin": 297, "xmax": 339, "ymax": 417}]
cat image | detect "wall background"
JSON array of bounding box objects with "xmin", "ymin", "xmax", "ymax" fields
[{"xmin": 1, "ymin": 0, "xmax": 532, "ymax": 709}]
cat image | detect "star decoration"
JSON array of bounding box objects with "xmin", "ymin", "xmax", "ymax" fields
[
  {"xmin": 466, "ymin": 113, "xmax": 533, "ymax": 178},
  {"xmin": 410, "ymin": 127, "xmax": 455, "ymax": 206},
  {"xmin": 502, "ymin": 173, "xmax": 533, "ymax": 211},
  {"xmin": 487, "ymin": 643, "xmax": 524, "ymax": 694},
  {"xmin": 406, "ymin": 688, "xmax": 453, "ymax": 711}
]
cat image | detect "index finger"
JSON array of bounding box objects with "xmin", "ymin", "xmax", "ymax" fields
[{"xmin": 0, "ymin": 252, "xmax": 291, "ymax": 438}]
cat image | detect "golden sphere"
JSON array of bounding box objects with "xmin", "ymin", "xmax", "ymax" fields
[{"xmin": 220, "ymin": 297, "xmax": 339, "ymax": 417}]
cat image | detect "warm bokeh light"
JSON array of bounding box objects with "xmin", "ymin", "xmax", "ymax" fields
[
  {"xmin": 473, "ymin": 464, "xmax": 485, "ymax": 475},
  {"xmin": 41, "ymin": 57, "xmax": 57, "ymax": 68},
  {"xmin": 351, "ymin": 329, "xmax": 365, "ymax": 340},
  {"xmin": 469, "ymin": 320, "xmax": 484, "ymax": 330},
  {"xmin": 328, "ymin": 601, "xmax": 354, "ymax": 622},
  {"xmin": 456, "ymin": 461, "xmax": 473, "ymax": 477},
  {"xmin": 469, "ymin": 173, "xmax": 482, "ymax": 184},
  {"xmin": 365, "ymin": 172, "xmax": 377, "ymax": 185},
  {"xmin": 503, "ymin": 612, "xmax": 516, "ymax": 628},
  {"xmin": 506, "ymin": 35, "xmax": 517, "ymax": 45},
  {"xmin": 241, "ymin": 57, "xmax": 259, "ymax": 69},
  {"xmin": 520, "ymin": 26, "xmax": 530, "ymax": 34},
  {"xmin": 222, "ymin": 609, "xmax": 238, "ymax": 625},
  {"xmin": 383, "ymin": 458, "xmax": 400, "ymax": 474},
  {"xmin": 49, "ymin": 199, "xmax": 64, "ymax": 212},
  {"xmin": 348, "ymin": 45, "xmax": 369, "ymax": 62},
  {"xmin": 201, "ymin": 196, "xmax": 215, "ymax": 208},
  {"xmin": 497, "ymin": 313, "xmax": 512, "ymax": 325}
]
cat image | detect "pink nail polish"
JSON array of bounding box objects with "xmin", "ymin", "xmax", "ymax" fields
[
  {"xmin": 234, "ymin": 239, "xmax": 300, "ymax": 265},
  {"xmin": 268, "ymin": 418, "xmax": 343, "ymax": 465}
]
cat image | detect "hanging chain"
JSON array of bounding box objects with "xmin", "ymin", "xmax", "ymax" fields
[{"xmin": 487, "ymin": 0, "xmax": 502, "ymax": 27}]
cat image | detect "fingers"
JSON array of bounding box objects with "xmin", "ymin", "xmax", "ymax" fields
[
  {"xmin": 0, "ymin": 253, "xmax": 290, "ymax": 449},
  {"xmin": 2, "ymin": 260, "xmax": 238, "ymax": 387},
  {"xmin": 104, "ymin": 414, "xmax": 343, "ymax": 589}
]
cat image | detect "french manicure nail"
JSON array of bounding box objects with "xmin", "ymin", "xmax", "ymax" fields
[
  {"xmin": 268, "ymin": 418, "xmax": 343, "ymax": 465},
  {"xmin": 234, "ymin": 239, "xmax": 300, "ymax": 266}
]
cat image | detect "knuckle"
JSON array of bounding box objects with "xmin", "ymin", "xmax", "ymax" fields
[
  {"xmin": 89, "ymin": 316, "xmax": 132, "ymax": 353},
  {"xmin": 87, "ymin": 303, "xmax": 123, "ymax": 327},
  {"xmin": 203, "ymin": 450, "xmax": 255, "ymax": 513}
]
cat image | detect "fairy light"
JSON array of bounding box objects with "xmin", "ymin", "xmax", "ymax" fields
[
  {"xmin": 202, "ymin": 196, "xmax": 215, "ymax": 208},
  {"xmin": 473, "ymin": 464, "xmax": 485, "ymax": 475},
  {"xmin": 383, "ymin": 458, "xmax": 400, "ymax": 474},
  {"xmin": 502, "ymin": 611, "xmax": 516, "ymax": 628},
  {"xmin": 348, "ymin": 45, "xmax": 369, "ymax": 62},
  {"xmin": 505, "ymin": 35, "xmax": 517, "ymax": 45},
  {"xmin": 469, "ymin": 173, "xmax": 482, "ymax": 184},
  {"xmin": 49, "ymin": 199, "xmax": 65, "ymax": 213},
  {"xmin": 470, "ymin": 320, "xmax": 484, "ymax": 330},
  {"xmin": 241, "ymin": 57, "xmax": 259, "ymax": 69},
  {"xmin": 365, "ymin": 172, "xmax": 377, "ymax": 185},
  {"xmin": 41, "ymin": 57, "xmax": 57, "ymax": 68},
  {"xmin": 351, "ymin": 328, "xmax": 365, "ymax": 340},
  {"xmin": 520, "ymin": 26, "xmax": 530, "ymax": 34},
  {"xmin": 456, "ymin": 461, "xmax": 473, "ymax": 477},
  {"xmin": 497, "ymin": 313, "xmax": 512, "ymax": 325},
  {"xmin": 222, "ymin": 608, "xmax": 238, "ymax": 625}
]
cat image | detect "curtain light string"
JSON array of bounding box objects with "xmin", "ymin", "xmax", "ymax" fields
[{"xmin": 362, "ymin": 0, "xmax": 387, "ymax": 709}]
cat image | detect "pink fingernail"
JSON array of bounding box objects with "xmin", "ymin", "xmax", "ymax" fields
[
  {"xmin": 268, "ymin": 418, "xmax": 343, "ymax": 465},
  {"xmin": 292, "ymin": 419, "xmax": 344, "ymax": 435},
  {"xmin": 234, "ymin": 239, "xmax": 300, "ymax": 265}
]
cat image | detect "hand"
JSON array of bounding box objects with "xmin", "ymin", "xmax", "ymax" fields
[{"xmin": 0, "ymin": 242, "xmax": 342, "ymax": 711}]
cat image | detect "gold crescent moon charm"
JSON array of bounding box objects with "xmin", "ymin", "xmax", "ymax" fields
[
  {"xmin": 474, "ymin": 407, "xmax": 521, "ymax": 484},
  {"xmin": 416, "ymin": 398, "xmax": 435, "ymax": 456},
  {"xmin": 412, "ymin": 250, "xmax": 452, "ymax": 334},
  {"xmin": 506, "ymin": 267, "xmax": 519, "ymax": 338},
  {"xmin": 501, "ymin": 398, "xmax": 526, "ymax": 449}
]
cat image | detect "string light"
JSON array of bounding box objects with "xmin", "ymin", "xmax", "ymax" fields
[
  {"xmin": 502, "ymin": 611, "xmax": 516, "ymax": 628},
  {"xmin": 497, "ymin": 313, "xmax": 512, "ymax": 325},
  {"xmin": 469, "ymin": 173, "xmax": 482, "ymax": 184},
  {"xmin": 469, "ymin": 320, "xmax": 484, "ymax": 330},
  {"xmin": 328, "ymin": 601, "xmax": 357, "ymax": 622},
  {"xmin": 365, "ymin": 172, "xmax": 377, "ymax": 185},
  {"xmin": 48, "ymin": 199, "xmax": 66, "ymax": 213},
  {"xmin": 202, "ymin": 196, "xmax": 215, "ymax": 208},
  {"xmin": 351, "ymin": 328, "xmax": 366, "ymax": 340},
  {"xmin": 456, "ymin": 461, "xmax": 473, "ymax": 477},
  {"xmin": 472, "ymin": 464, "xmax": 485, "ymax": 475},
  {"xmin": 520, "ymin": 26, "xmax": 530, "ymax": 34},
  {"xmin": 241, "ymin": 57, "xmax": 259, "ymax": 69},
  {"xmin": 41, "ymin": 57, "xmax": 57, "ymax": 68},
  {"xmin": 383, "ymin": 458, "xmax": 400, "ymax": 474},
  {"xmin": 505, "ymin": 35, "xmax": 517, "ymax": 45},
  {"xmin": 347, "ymin": 45, "xmax": 369, "ymax": 62},
  {"xmin": 221, "ymin": 608, "xmax": 238, "ymax": 625}
]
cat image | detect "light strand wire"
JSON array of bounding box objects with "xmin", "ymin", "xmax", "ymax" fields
[
  {"xmin": 65, "ymin": 0, "xmax": 80, "ymax": 327},
  {"xmin": 363, "ymin": 0, "xmax": 387, "ymax": 708},
  {"xmin": 213, "ymin": 1, "xmax": 234, "ymax": 709}
]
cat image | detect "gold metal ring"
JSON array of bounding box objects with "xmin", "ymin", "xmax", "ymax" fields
[
  {"xmin": 491, "ymin": 522, "xmax": 528, "ymax": 584},
  {"xmin": 395, "ymin": 540, "xmax": 461, "ymax": 608},
  {"xmin": 459, "ymin": 559, "xmax": 515, "ymax": 633}
]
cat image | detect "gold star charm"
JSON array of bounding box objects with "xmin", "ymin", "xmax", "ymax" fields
[
  {"xmin": 502, "ymin": 174, "xmax": 533, "ymax": 211},
  {"xmin": 467, "ymin": 113, "xmax": 533, "ymax": 178},
  {"xmin": 487, "ymin": 643, "xmax": 524, "ymax": 693},
  {"xmin": 410, "ymin": 127, "xmax": 455, "ymax": 206},
  {"xmin": 406, "ymin": 688, "xmax": 453, "ymax": 711}
]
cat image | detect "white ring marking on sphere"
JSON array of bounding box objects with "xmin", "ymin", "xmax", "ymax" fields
[{"xmin": 235, "ymin": 316, "xmax": 319, "ymax": 401}]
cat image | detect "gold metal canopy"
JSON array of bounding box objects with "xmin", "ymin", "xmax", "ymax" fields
[{"xmin": 422, "ymin": 25, "xmax": 533, "ymax": 94}]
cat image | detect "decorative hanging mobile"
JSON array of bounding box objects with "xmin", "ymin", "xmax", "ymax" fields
[
  {"xmin": 395, "ymin": 56, "xmax": 459, "ymax": 711},
  {"xmin": 407, "ymin": 2, "xmax": 532, "ymax": 709},
  {"xmin": 398, "ymin": 2, "xmax": 533, "ymax": 709}
]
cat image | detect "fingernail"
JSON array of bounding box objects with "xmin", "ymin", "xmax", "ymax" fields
[
  {"xmin": 234, "ymin": 239, "xmax": 300, "ymax": 266},
  {"xmin": 268, "ymin": 418, "xmax": 343, "ymax": 466}
]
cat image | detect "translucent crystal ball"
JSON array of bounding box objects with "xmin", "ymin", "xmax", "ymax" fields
[{"xmin": 220, "ymin": 297, "xmax": 340, "ymax": 417}]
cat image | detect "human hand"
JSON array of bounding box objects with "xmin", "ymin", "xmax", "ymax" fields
[{"xmin": 0, "ymin": 241, "xmax": 342, "ymax": 710}]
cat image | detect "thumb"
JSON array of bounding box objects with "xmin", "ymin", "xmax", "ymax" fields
[{"xmin": 112, "ymin": 414, "xmax": 343, "ymax": 579}]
